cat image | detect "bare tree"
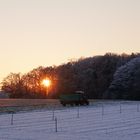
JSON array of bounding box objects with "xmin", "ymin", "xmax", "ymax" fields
[{"xmin": 1, "ymin": 73, "xmax": 23, "ymax": 98}]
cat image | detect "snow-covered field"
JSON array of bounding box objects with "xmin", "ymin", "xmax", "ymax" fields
[{"xmin": 0, "ymin": 100, "xmax": 140, "ymax": 140}]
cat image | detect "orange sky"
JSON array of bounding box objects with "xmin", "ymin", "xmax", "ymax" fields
[{"xmin": 0, "ymin": 0, "xmax": 140, "ymax": 82}]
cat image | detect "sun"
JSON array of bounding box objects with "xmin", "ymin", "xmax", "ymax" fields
[{"xmin": 42, "ymin": 79, "xmax": 51, "ymax": 87}]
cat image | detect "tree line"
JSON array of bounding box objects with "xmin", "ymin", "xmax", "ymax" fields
[{"xmin": 1, "ymin": 53, "xmax": 140, "ymax": 100}]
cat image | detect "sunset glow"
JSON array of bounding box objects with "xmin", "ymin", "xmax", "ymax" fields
[
  {"xmin": 42, "ymin": 79, "xmax": 51, "ymax": 87},
  {"xmin": 0, "ymin": 0, "xmax": 140, "ymax": 83}
]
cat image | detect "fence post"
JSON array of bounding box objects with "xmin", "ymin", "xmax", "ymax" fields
[
  {"xmin": 11, "ymin": 112, "xmax": 14, "ymax": 125},
  {"xmin": 105, "ymin": 128, "xmax": 108, "ymax": 134},
  {"xmin": 55, "ymin": 117, "xmax": 58, "ymax": 132},
  {"xmin": 77, "ymin": 105, "xmax": 80, "ymax": 118},
  {"xmin": 102, "ymin": 103, "xmax": 104, "ymax": 119},
  {"xmin": 120, "ymin": 103, "xmax": 122, "ymax": 114},
  {"xmin": 52, "ymin": 108, "xmax": 55, "ymax": 121},
  {"xmin": 137, "ymin": 104, "xmax": 139, "ymax": 112}
]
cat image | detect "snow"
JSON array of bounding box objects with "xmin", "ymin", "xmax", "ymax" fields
[{"xmin": 0, "ymin": 101, "xmax": 140, "ymax": 140}]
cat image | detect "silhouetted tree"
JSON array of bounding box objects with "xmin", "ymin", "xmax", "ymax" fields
[
  {"xmin": 1, "ymin": 73, "xmax": 23, "ymax": 98},
  {"xmin": 1, "ymin": 53, "xmax": 140, "ymax": 99}
]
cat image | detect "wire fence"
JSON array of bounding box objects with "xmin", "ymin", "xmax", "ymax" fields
[{"xmin": 0, "ymin": 101, "xmax": 140, "ymax": 135}]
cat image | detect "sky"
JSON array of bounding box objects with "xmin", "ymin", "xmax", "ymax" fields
[{"xmin": 0, "ymin": 0, "xmax": 140, "ymax": 82}]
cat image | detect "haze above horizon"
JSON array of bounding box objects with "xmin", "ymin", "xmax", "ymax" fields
[{"xmin": 0, "ymin": 0, "xmax": 140, "ymax": 82}]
